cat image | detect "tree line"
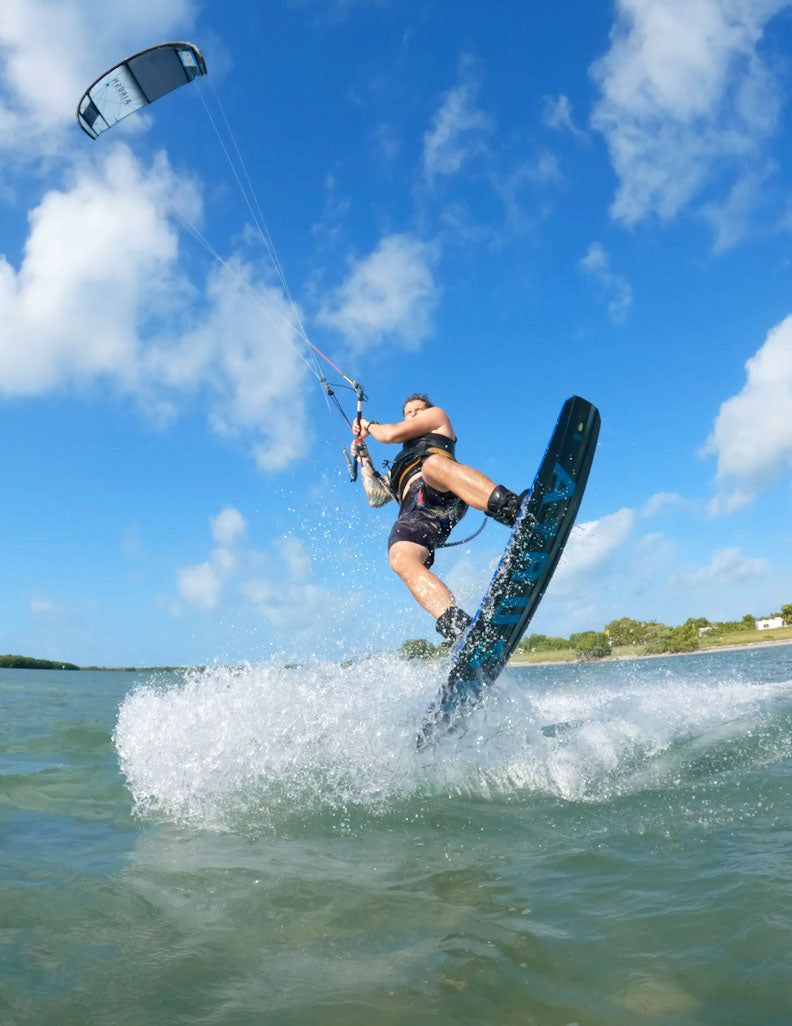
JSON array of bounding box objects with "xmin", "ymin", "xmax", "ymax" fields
[
  {"xmin": 399, "ymin": 604, "xmax": 792, "ymax": 661},
  {"xmin": 0, "ymin": 654, "xmax": 80, "ymax": 670}
]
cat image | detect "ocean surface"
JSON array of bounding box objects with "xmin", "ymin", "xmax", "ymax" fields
[{"xmin": 2, "ymin": 644, "xmax": 792, "ymax": 1026}]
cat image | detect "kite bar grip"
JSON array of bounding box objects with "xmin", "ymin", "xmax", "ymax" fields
[{"xmin": 343, "ymin": 448, "xmax": 358, "ymax": 482}]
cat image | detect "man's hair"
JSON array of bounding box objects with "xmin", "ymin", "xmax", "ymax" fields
[{"xmin": 402, "ymin": 393, "xmax": 432, "ymax": 415}]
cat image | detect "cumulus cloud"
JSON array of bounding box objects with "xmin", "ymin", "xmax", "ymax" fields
[
  {"xmin": 0, "ymin": 0, "xmax": 195, "ymax": 157},
  {"xmin": 579, "ymin": 242, "xmax": 633, "ymax": 322},
  {"xmin": 0, "ymin": 146, "xmax": 188, "ymax": 395},
  {"xmin": 146, "ymin": 258, "xmax": 313, "ymax": 470},
  {"xmin": 175, "ymin": 509, "xmax": 349, "ymax": 644},
  {"xmin": 177, "ymin": 506, "xmax": 250, "ymax": 611},
  {"xmin": 178, "ymin": 562, "xmax": 224, "ymax": 611},
  {"xmin": 669, "ymin": 545, "xmax": 769, "ymax": 591},
  {"xmin": 590, "ymin": 0, "xmax": 790, "ymax": 238},
  {"xmin": 318, "ymin": 233, "xmax": 439, "ymax": 351},
  {"xmin": 422, "ymin": 75, "xmax": 495, "ymax": 180},
  {"xmin": 211, "ymin": 507, "xmax": 247, "ymax": 547},
  {"xmin": 703, "ymin": 314, "xmax": 792, "ymax": 511},
  {"xmin": 554, "ymin": 508, "xmax": 637, "ymax": 587},
  {"xmin": 0, "ymin": 144, "xmax": 312, "ymax": 470}
]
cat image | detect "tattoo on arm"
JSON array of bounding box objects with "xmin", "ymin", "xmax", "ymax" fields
[{"xmin": 360, "ymin": 457, "xmax": 393, "ymax": 507}]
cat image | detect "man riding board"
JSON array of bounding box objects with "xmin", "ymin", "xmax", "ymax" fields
[{"xmin": 352, "ymin": 393, "xmax": 525, "ymax": 644}]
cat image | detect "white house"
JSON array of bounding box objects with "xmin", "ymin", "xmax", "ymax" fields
[{"xmin": 756, "ymin": 616, "xmax": 784, "ymax": 630}]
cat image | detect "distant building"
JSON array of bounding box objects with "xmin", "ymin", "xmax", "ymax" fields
[{"xmin": 756, "ymin": 617, "xmax": 784, "ymax": 631}]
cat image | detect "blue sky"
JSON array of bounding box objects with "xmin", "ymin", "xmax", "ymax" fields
[{"xmin": 1, "ymin": 0, "xmax": 792, "ymax": 666}]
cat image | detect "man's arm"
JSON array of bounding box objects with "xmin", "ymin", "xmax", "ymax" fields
[
  {"xmin": 353, "ymin": 441, "xmax": 393, "ymax": 508},
  {"xmin": 358, "ymin": 406, "xmax": 453, "ymax": 444}
]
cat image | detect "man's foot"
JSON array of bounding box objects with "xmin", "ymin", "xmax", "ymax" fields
[
  {"xmin": 485, "ymin": 485, "xmax": 529, "ymax": 528},
  {"xmin": 435, "ymin": 605, "xmax": 472, "ymax": 643}
]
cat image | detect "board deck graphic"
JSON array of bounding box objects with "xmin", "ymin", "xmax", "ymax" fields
[{"xmin": 417, "ymin": 395, "xmax": 600, "ymax": 748}]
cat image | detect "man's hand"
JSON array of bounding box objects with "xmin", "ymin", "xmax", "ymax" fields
[{"xmin": 353, "ymin": 417, "xmax": 374, "ymax": 440}]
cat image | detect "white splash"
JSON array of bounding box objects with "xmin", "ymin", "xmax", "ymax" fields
[{"xmin": 114, "ymin": 654, "xmax": 792, "ymax": 828}]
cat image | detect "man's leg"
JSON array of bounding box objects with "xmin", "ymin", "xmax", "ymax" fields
[
  {"xmin": 420, "ymin": 455, "xmax": 494, "ymax": 508},
  {"xmin": 389, "ymin": 541, "xmax": 472, "ymax": 642},
  {"xmin": 388, "ymin": 540, "xmax": 455, "ymax": 617},
  {"xmin": 421, "ymin": 455, "xmax": 524, "ymax": 526}
]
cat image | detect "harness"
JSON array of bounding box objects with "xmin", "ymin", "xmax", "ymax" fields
[
  {"xmin": 388, "ymin": 432, "xmax": 457, "ymax": 501},
  {"xmin": 386, "ymin": 430, "xmax": 487, "ymax": 549}
]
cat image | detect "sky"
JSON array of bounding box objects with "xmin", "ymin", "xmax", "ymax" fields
[{"xmin": 1, "ymin": 0, "xmax": 792, "ymax": 666}]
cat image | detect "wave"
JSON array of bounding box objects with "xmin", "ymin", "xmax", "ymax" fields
[{"xmin": 113, "ymin": 653, "xmax": 792, "ymax": 830}]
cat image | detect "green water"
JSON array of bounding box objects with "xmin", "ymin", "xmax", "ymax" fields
[{"xmin": 2, "ymin": 647, "xmax": 792, "ymax": 1025}]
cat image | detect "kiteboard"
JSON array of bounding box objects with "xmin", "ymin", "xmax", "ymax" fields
[{"xmin": 416, "ymin": 395, "xmax": 601, "ymax": 749}]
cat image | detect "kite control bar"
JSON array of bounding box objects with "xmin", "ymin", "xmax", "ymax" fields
[
  {"xmin": 318, "ymin": 375, "xmax": 367, "ymax": 482},
  {"xmin": 342, "ymin": 377, "xmax": 366, "ymax": 482}
]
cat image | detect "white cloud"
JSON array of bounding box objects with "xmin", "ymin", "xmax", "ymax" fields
[
  {"xmin": 590, "ymin": 0, "xmax": 790, "ymax": 237},
  {"xmin": 641, "ymin": 492, "xmax": 698, "ymax": 517},
  {"xmin": 701, "ymin": 164, "xmax": 773, "ymax": 252},
  {"xmin": 579, "ymin": 242, "xmax": 633, "ymax": 322},
  {"xmin": 241, "ymin": 579, "xmax": 334, "ymax": 629},
  {"xmin": 543, "ymin": 94, "xmax": 587, "ymax": 140},
  {"xmin": 422, "ymin": 76, "xmax": 494, "ymax": 180},
  {"xmin": 178, "ymin": 506, "xmax": 250, "ymax": 610},
  {"xmin": 174, "ymin": 510, "xmax": 354, "ymax": 644},
  {"xmin": 0, "ymin": 144, "xmax": 312, "ymax": 470},
  {"xmin": 30, "ymin": 596, "xmax": 65, "ymax": 620},
  {"xmin": 669, "ymin": 546, "xmax": 769, "ymax": 591},
  {"xmin": 277, "ymin": 535, "xmax": 311, "ymax": 580},
  {"xmin": 0, "ymin": 146, "xmax": 189, "ymax": 396},
  {"xmin": 178, "ymin": 562, "xmax": 223, "ymax": 611},
  {"xmin": 0, "ymin": 0, "xmax": 195, "ymax": 157},
  {"xmin": 703, "ymin": 314, "xmax": 792, "ymax": 510},
  {"xmin": 211, "ymin": 507, "xmax": 247, "ymax": 547},
  {"xmin": 554, "ymin": 508, "xmax": 636, "ymax": 586},
  {"xmin": 317, "ymin": 233, "xmax": 439, "ymax": 351}
]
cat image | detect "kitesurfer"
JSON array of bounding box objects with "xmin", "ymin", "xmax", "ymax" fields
[{"xmin": 352, "ymin": 394, "xmax": 524, "ymax": 644}]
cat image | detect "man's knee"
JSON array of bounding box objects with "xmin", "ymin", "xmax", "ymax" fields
[{"xmin": 389, "ymin": 542, "xmax": 427, "ymax": 579}]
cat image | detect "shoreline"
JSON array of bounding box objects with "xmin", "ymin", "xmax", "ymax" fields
[{"xmin": 509, "ymin": 637, "xmax": 792, "ymax": 668}]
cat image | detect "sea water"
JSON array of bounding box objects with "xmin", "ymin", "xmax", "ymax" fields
[{"xmin": 2, "ymin": 645, "xmax": 791, "ymax": 1025}]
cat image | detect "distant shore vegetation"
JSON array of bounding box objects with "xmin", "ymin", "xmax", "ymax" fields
[
  {"xmin": 400, "ymin": 604, "xmax": 792, "ymax": 663},
  {"xmin": 6, "ymin": 604, "xmax": 792, "ymax": 671},
  {"xmin": 0, "ymin": 654, "xmax": 198, "ymax": 672}
]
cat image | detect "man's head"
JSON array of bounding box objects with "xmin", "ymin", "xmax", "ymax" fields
[{"xmin": 402, "ymin": 393, "xmax": 432, "ymax": 418}]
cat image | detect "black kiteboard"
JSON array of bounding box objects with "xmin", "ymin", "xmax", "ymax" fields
[{"xmin": 417, "ymin": 395, "xmax": 601, "ymax": 748}]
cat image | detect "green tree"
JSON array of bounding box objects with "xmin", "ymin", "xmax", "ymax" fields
[
  {"xmin": 642, "ymin": 630, "xmax": 672, "ymax": 655},
  {"xmin": 666, "ymin": 624, "xmax": 699, "ymax": 653},
  {"xmin": 520, "ymin": 633, "xmax": 570, "ymax": 652},
  {"xmin": 400, "ymin": 638, "xmax": 442, "ymax": 660},
  {"xmin": 711, "ymin": 620, "xmax": 745, "ymax": 634},
  {"xmin": 569, "ymin": 631, "xmax": 610, "ymax": 658},
  {"xmin": 604, "ymin": 617, "xmax": 646, "ymax": 646},
  {"xmin": 0, "ymin": 654, "xmax": 79, "ymax": 670},
  {"xmin": 741, "ymin": 613, "xmax": 756, "ymax": 630}
]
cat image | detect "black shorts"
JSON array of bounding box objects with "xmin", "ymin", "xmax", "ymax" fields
[{"xmin": 387, "ymin": 479, "xmax": 467, "ymax": 567}]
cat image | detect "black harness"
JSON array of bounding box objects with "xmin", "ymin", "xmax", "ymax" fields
[{"xmin": 387, "ymin": 432, "xmax": 458, "ymax": 501}]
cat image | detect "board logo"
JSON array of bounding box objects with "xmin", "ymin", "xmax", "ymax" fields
[
  {"xmin": 470, "ymin": 460, "xmax": 579, "ymax": 667},
  {"xmin": 110, "ymin": 76, "xmax": 133, "ymax": 106}
]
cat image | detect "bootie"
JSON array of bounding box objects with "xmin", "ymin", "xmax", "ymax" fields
[
  {"xmin": 435, "ymin": 605, "xmax": 472, "ymax": 643},
  {"xmin": 485, "ymin": 485, "xmax": 528, "ymax": 528}
]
